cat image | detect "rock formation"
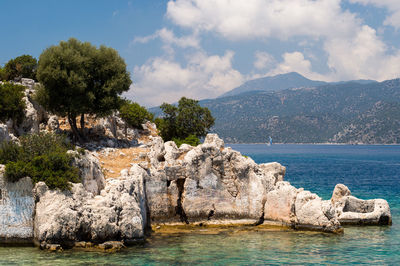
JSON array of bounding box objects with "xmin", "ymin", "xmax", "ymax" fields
[
  {"xmin": 33, "ymin": 164, "xmax": 148, "ymax": 248},
  {"xmin": 0, "ymin": 165, "xmax": 34, "ymax": 243},
  {"xmin": 331, "ymin": 184, "xmax": 392, "ymax": 225}
]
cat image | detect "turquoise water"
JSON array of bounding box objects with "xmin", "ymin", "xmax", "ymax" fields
[{"xmin": 1, "ymin": 144, "xmax": 399, "ymax": 265}]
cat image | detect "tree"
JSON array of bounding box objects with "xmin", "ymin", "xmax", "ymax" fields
[
  {"xmin": 156, "ymin": 97, "xmax": 215, "ymax": 143},
  {"xmin": 0, "ymin": 82, "xmax": 26, "ymax": 125},
  {"xmin": 119, "ymin": 99, "xmax": 154, "ymax": 129},
  {"xmin": 36, "ymin": 38, "xmax": 131, "ymax": 141},
  {"xmin": 0, "ymin": 66, "xmax": 6, "ymax": 81},
  {"xmin": 4, "ymin": 55, "xmax": 37, "ymax": 81}
]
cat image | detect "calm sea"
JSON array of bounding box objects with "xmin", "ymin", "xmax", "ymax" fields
[{"xmin": 1, "ymin": 144, "xmax": 399, "ymax": 265}]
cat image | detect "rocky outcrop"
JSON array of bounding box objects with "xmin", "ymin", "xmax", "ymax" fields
[
  {"xmin": 70, "ymin": 150, "xmax": 105, "ymax": 195},
  {"xmin": 263, "ymin": 181, "xmax": 341, "ymax": 232},
  {"xmin": 331, "ymin": 184, "xmax": 392, "ymax": 225},
  {"xmin": 0, "ymin": 123, "xmax": 17, "ymax": 143},
  {"xmin": 33, "ymin": 164, "xmax": 148, "ymax": 248},
  {"xmin": 0, "ymin": 165, "xmax": 35, "ymax": 243},
  {"xmin": 143, "ymin": 134, "xmax": 343, "ymax": 232}
]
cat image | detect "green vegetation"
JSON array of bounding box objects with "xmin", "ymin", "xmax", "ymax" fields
[
  {"xmin": 155, "ymin": 97, "xmax": 214, "ymax": 146},
  {"xmin": 0, "ymin": 83, "xmax": 26, "ymax": 125},
  {"xmin": 3, "ymin": 55, "xmax": 37, "ymax": 81},
  {"xmin": 36, "ymin": 38, "xmax": 131, "ymax": 142},
  {"xmin": 0, "ymin": 66, "xmax": 6, "ymax": 81},
  {"xmin": 172, "ymin": 135, "xmax": 201, "ymax": 147},
  {"xmin": 0, "ymin": 133, "xmax": 80, "ymax": 190},
  {"xmin": 119, "ymin": 100, "xmax": 154, "ymax": 129}
]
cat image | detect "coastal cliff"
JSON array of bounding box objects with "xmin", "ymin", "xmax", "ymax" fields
[{"xmin": 0, "ymin": 79, "xmax": 393, "ymax": 250}]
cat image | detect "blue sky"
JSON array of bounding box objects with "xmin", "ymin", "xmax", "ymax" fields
[{"xmin": 1, "ymin": 0, "xmax": 400, "ymax": 107}]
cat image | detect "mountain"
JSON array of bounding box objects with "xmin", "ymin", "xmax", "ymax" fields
[
  {"xmin": 200, "ymin": 78, "xmax": 400, "ymax": 143},
  {"xmin": 220, "ymin": 72, "xmax": 377, "ymax": 98},
  {"xmin": 220, "ymin": 72, "xmax": 327, "ymax": 97}
]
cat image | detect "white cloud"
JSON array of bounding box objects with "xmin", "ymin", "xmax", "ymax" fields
[
  {"xmin": 166, "ymin": 0, "xmax": 400, "ymax": 81},
  {"xmin": 350, "ymin": 0, "xmax": 400, "ymax": 29},
  {"xmin": 125, "ymin": 51, "xmax": 243, "ymax": 107},
  {"xmin": 132, "ymin": 28, "xmax": 199, "ymax": 50},
  {"xmin": 253, "ymin": 51, "xmax": 275, "ymax": 70},
  {"xmin": 166, "ymin": 0, "xmax": 359, "ymax": 40},
  {"xmin": 267, "ymin": 52, "xmax": 329, "ymax": 81}
]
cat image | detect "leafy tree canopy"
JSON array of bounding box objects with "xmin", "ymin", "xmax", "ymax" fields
[
  {"xmin": 36, "ymin": 38, "xmax": 131, "ymax": 141},
  {"xmin": 156, "ymin": 97, "xmax": 215, "ymax": 142},
  {"xmin": 119, "ymin": 99, "xmax": 154, "ymax": 129},
  {"xmin": 0, "ymin": 82, "xmax": 26, "ymax": 125},
  {"xmin": 4, "ymin": 55, "xmax": 37, "ymax": 81}
]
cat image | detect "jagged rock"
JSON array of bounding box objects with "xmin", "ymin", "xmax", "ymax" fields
[
  {"xmin": 146, "ymin": 134, "xmax": 286, "ymax": 224},
  {"xmin": 70, "ymin": 150, "xmax": 105, "ymax": 195},
  {"xmin": 0, "ymin": 165, "xmax": 35, "ymax": 243},
  {"xmin": 264, "ymin": 181, "xmax": 298, "ymax": 225},
  {"xmin": 46, "ymin": 115, "xmax": 60, "ymax": 131},
  {"xmin": 148, "ymin": 136, "xmax": 165, "ymax": 168},
  {"xmin": 295, "ymin": 191, "xmax": 341, "ymax": 232},
  {"xmin": 164, "ymin": 141, "xmax": 180, "ymax": 165},
  {"xmin": 16, "ymin": 88, "xmax": 48, "ymax": 136},
  {"xmin": 332, "ymin": 184, "xmax": 392, "ymax": 225},
  {"xmin": 0, "ymin": 123, "xmax": 17, "ymax": 143},
  {"xmin": 33, "ymin": 164, "xmax": 148, "ymax": 247}
]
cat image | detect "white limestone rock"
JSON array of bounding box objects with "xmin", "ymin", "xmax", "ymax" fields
[
  {"xmin": 295, "ymin": 190, "xmax": 341, "ymax": 232},
  {"xmin": 0, "ymin": 165, "xmax": 34, "ymax": 243},
  {"xmin": 332, "ymin": 184, "xmax": 392, "ymax": 225},
  {"xmin": 264, "ymin": 181, "xmax": 298, "ymax": 225},
  {"xmin": 33, "ymin": 164, "xmax": 148, "ymax": 247},
  {"xmin": 0, "ymin": 123, "xmax": 17, "ymax": 143},
  {"xmin": 70, "ymin": 150, "xmax": 105, "ymax": 195}
]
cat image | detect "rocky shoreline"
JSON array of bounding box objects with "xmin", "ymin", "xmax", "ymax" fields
[{"xmin": 0, "ymin": 79, "xmax": 392, "ymax": 251}]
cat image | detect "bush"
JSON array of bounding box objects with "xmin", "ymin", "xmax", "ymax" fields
[
  {"xmin": 119, "ymin": 100, "xmax": 154, "ymax": 129},
  {"xmin": 0, "ymin": 132, "xmax": 80, "ymax": 191},
  {"xmin": 0, "ymin": 141, "xmax": 21, "ymax": 164},
  {"xmin": 4, "ymin": 55, "xmax": 37, "ymax": 81},
  {"xmin": 0, "ymin": 82, "xmax": 26, "ymax": 124},
  {"xmin": 173, "ymin": 135, "xmax": 201, "ymax": 147}
]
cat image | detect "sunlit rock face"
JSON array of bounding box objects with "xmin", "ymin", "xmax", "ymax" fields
[
  {"xmin": 0, "ymin": 165, "xmax": 35, "ymax": 243},
  {"xmin": 331, "ymin": 184, "xmax": 392, "ymax": 225}
]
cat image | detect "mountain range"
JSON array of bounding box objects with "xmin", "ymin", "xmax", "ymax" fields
[{"xmin": 151, "ymin": 72, "xmax": 400, "ymax": 144}]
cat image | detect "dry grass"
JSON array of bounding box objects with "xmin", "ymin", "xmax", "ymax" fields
[{"xmin": 98, "ymin": 147, "xmax": 150, "ymax": 179}]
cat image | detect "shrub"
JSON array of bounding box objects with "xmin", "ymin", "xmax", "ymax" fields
[
  {"xmin": 173, "ymin": 135, "xmax": 201, "ymax": 147},
  {"xmin": 0, "ymin": 141, "xmax": 21, "ymax": 164},
  {"xmin": 119, "ymin": 100, "xmax": 154, "ymax": 129},
  {"xmin": 0, "ymin": 132, "xmax": 80, "ymax": 191},
  {"xmin": 0, "ymin": 82, "xmax": 26, "ymax": 125}
]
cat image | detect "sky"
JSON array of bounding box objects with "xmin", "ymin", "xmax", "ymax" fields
[{"xmin": 1, "ymin": 0, "xmax": 400, "ymax": 107}]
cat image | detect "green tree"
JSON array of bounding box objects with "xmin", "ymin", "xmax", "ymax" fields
[
  {"xmin": 36, "ymin": 38, "xmax": 131, "ymax": 142},
  {"xmin": 4, "ymin": 55, "xmax": 37, "ymax": 81},
  {"xmin": 119, "ymin": 99, "xmax": 154, "ymax": 129},
  {"xmin": 0, "ymin": 66, "xmax": 6, "ymax": 81},
  {"xmin": 0, "ymin": 83, "xmax": 26, "ymax": 125},
  {"xmin": 156, "ymin": 97, "xmax": 215, "ymax": 143}
]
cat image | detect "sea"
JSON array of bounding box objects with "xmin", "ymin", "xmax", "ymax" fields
[{"xmin": 1, "ymin": 144, "xmax": 399, "ymax": 265}]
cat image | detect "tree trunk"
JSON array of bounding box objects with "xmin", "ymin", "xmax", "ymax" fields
[
  {"xmin": 68, "ymin": 114, "xmax": 83, "ymax": 143},
  {"xmin": 80, "ymin": 113, "xmax": 85, "ymax": 135}
]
